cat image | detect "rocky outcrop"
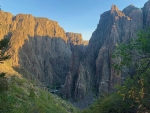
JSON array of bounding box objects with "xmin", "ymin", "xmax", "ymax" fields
[
  {"xmin": 143, "ymin": 0, "xmax": 150, "ymax": 28},
  {"xmin": 63, "ymin": 32, "xmax": 87, "ymax": 100},
  {"xmin": 66, "ymin": 32, "xmax": 88, "ymax": 47},
  {"xmin": 83, "ymin": 40, "xmax": 89, "ymax": 45},
  {"xmin": 0, "ymin": 11, "xmax": 13, "ymax": 40},
  {"xmin": 95, "ymin": 4, "xmax": 143, "ymax": 94},
  {"xmin": 66, "ymin": 32, "xmax": 83, "ymax": 45},
  {"xmin": 74, "ymin": 64, "xmax": 91, "ymax": 100},
  {"xmin": 62, "ymin": 71, "xmax": 72, "ymax": 99}
]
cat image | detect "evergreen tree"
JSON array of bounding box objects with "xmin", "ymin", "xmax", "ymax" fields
[
  {"xmin": 0, "ymin": 38, "xmax": 10, "ymax": 63},
  {"xmin": 0, "ymin": 38, "xmax": 10, "ymax": 92}
]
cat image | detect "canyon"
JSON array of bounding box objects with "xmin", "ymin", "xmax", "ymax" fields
[{"xmin": 1, "ymin": 0, "xmax": 150, "ymax": 105}]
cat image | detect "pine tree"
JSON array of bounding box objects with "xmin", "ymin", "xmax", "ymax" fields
[
  {"xmin": 0, "ymin": 38, "xmax": 10, "ymax": 92},
  {"xmin": 0, "ymin": 38, "xmax": 10, "ymax": 63}
]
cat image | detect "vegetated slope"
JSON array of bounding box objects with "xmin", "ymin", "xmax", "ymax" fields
[
  {"xmin": 0, "ymin": 72, "xmax": 79, "ymax": 113},
  {"xmin": 0, "ymin": 44, "xmax": 79, "ymax": 113}
]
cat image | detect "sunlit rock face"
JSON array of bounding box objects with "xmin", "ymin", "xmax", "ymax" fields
[
  {"xmin": 0, "ymin": 11, "xmax": 71, "ymax": 86},
  {"xmin": 66, "ymin": 32, "xmax": 83, "ymax": 45},
  {"xmin": 0, "ymin": 11, "xmax": 13, "ymax": 40}
]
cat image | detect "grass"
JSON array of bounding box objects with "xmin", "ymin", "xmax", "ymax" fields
[
  {"xmin": 0, "ymin": 60, "xmax": 21, "ymax": 77},
  {"xmin": 0, "ymin": 60, "xmax": 80, "ymax": 112},
  {"xmin": 0, "ymin": 76, "xmax": 80, "ymax": 113}
]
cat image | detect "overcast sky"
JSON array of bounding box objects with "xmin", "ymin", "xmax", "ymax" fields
[{"xmin": 0, "ymin": 0, "xmax": 148, "ymax": 40}]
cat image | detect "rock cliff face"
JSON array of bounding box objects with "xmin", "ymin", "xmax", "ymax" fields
[
  {"xmin": 95, "ymin": 4, "xmax": 143, "ymax": 94},
  {"xmin": 66, "ymin": 32, "xmax": 83, "ymax": 45},
  {"xmin": 89, "ymin": 4, "xmax": 143, "ymax": 95},
  {"xmin": 143, "ymin": 0, "xmax": 150, "ymax": 28},
  {"xmin": 0, "ymin": 11, "xmax": 71, "ymax": 86},
  {"xmin": 63, "ymin": 32, "xmax": 89, "ymax": 100},
  {"xmin": 83, "ymin": 40, "xmax": 89, "ymax": 45},
  {"xmin": 0, "ymin": 11, "xmax": 13, "ymax": 40},
  {"xmin": 63, "ymin": 2, "xmax": 148, "ymax": 99}
]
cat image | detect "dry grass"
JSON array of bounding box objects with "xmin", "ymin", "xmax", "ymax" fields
[{"xmin": 0, "ymin": 59, "xmax": 21, "ymax": 77}]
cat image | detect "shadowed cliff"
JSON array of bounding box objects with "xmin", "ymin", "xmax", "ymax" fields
[{"xmin": 62, "ymin": 2, "xmax": 148, "ymax": 101}]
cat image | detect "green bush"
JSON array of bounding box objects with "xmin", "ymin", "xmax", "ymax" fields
[
  {"xmin": 0, "ymin": 73, "xmax": 8, "ymax": 93},
  {"xmin": 29, "ymin": 88, "xmax": 36, "ymax": 99},
  {"xmin": 82, "ymin": 92, "xmax": 133, "ymax": 113}
]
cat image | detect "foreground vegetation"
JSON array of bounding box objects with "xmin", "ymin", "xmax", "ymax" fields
[
  {"xmin": 82, "ymin": 29, "xmax": 150, "ymax": 113},
  {"xmin": 0, "ymin": 76, "xmax": 79, "ymax": 113}
]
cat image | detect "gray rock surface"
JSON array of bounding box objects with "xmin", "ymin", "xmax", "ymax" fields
[
  {"xmin": 67, "ymin": 2, "xmax": 145, "ymax": 98},
  {"xmin": 63, "ymin": 32, "xmax": 88, "ymax": 100},
  {"xmin": 95, "ymin": 4, "xmax": 143, "ymax": 94}
]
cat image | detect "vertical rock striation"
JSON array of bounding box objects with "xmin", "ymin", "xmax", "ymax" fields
[
  {"xmin": 0, "ymin": 11, "xmax": 13, "ymax": 40},
  {"xmin": 95, "ymin": 4, "xmax": 143, "ymax": 94},
  {"xmin": 0, "ymin": 11, "xmax": 71, "ymax": 86},
  {"xmin": 63, "ymin": 32, "xmax": 90, "ymax": 100},
  {"xmin": 66, "ymin": 3, "xmax": 145, "ymax": 99}
]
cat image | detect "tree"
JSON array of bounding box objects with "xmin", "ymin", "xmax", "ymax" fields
[
  {"xmin": 0, "ymin": 38, "xmax": 10, "ymax": 92},
  {"xmin": 112, "ymin": 28, "xmax": 150, "ymax": 112},
  {"xmin": 113, "ymin": 29, "xmax": 150, "ymax": 75},
  {"xmin": 0, "ymin": 38, "xmax": 12, "ymax": 112},
  {"xmin": 0, "ymin": 38, "xmax": 10, "ymax": 63}
]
